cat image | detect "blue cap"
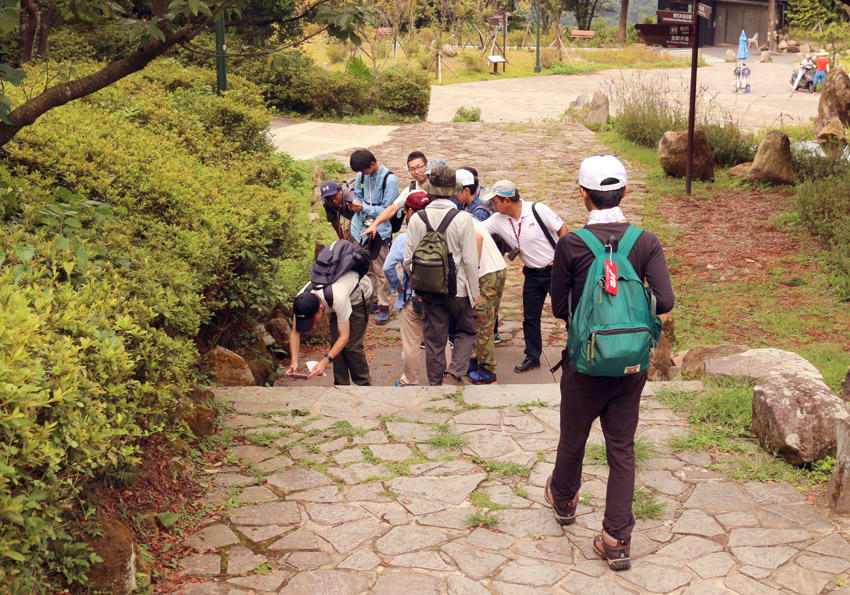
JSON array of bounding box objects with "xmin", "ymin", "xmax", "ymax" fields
[{"xmin": 320, "ymin": 181, "xmax": 340, "ymax": 199}]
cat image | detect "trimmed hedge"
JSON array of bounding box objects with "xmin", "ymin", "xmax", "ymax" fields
[{"xmin": 0, "ymin": 59, "xmax": 317, "ymax": 589}]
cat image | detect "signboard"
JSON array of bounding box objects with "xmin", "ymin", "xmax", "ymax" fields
[
  {"xmin": 656, "ymin": 10, "xmax": 694, "ymax": 25},
  {"xmin": 635, "ymin": 23, "xmax": 694, "ymax": 47},
  {"xmin": 697, "ymin": 2, "xmax": 712, "ymax": 19}
]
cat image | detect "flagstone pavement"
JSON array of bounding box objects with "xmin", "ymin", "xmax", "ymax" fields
[{"xmin": 175, "ymin": 382, "xmax": 850, "ymax": 594}]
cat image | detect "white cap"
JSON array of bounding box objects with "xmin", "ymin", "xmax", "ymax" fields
[
  {"xmin": 577, "ymin": 155, "xmax": 627, "ymax": 191},
  {"xmin": 455, "ymin": 168, "xmax": 475, "ymax": 187},
  {"xmin": 482, "ymin": 179, "xmax": 518, "ymax": 201}
]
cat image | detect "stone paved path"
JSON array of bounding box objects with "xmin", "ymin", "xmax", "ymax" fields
[{"xmin": 176, "ymin": 383, "xmax": 850, "ymax": 594}]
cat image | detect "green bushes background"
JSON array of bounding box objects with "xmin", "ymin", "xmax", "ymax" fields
[{"xmin": 0, "ymin": 59, "xmax": 318, "ymax": 589}]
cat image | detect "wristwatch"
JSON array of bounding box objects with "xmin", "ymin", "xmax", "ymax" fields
[{"xmin": 324, "ymin": 353, "xmax": 333, "ymax": 362}]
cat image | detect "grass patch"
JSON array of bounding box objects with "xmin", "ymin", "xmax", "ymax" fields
[
  {"xmin": 517, "ymin": 400, "xmax": 548, "ymax": 413},
  {"xmin": 469, "ymin": 490, "xmax": 507, "ymax": 511},
  {"xmin": 466, "ymin": 511, "xmax": 500, "ymax": 528},
  {"xmin": 472, "ymin": 457, "xmax": 531, "ymax": 477},
  {"xmin": 331, "ymin": 420, "xmax": 364, "ymax": 437},
  {"xmin": 512, "ymin": 485, "xmax": 528, "ymax": 498},
  {"xmin": 632, "ymin": 488, "xmax": 665, "ymax": 520},
  {"xmin": 578, "ymin": 494, "xmax": 594, "ymax": 506},
  {"xmin": 360, "ymin": 446, "xmax": 382, "ymax": 464},
  {"xmin": 378, "ymin": 490, "xmax": 399, "ymax": 500},
  {"xmin": 453, "ymin": 106, "xmax": 482, "ymax": 122},
  {"xmin": 427, "ymin": 424, "xmax": 469, "ymax": 450},
  {"xmin": 584, "ymin": 437, "xmax": 656, "ymax": 464}
]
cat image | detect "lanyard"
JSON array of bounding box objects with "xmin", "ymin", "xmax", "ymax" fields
[{"xmin": 510, "ymin": 218, "xmax": 522, "ymax": 249}]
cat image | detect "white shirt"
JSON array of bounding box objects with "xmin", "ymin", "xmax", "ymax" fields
[
  {"xmin": 482, "ymin": 200, "xmax": 564, "ymax": 269},
  {"xmin": 473, "ymin": 219, "xmax": 507, "ymax": 278},
  {"xmin": 393, "ymin": 180, "xmax": 423, "ymax": 207},
  {"xmin": 298, "ymin": 272, "xmax": 373, "ymax": 323}
]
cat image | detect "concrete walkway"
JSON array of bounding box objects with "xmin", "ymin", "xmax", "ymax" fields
[{"xmin": 176, "ymin": 383, "xmax": 850, "ymax": 594}]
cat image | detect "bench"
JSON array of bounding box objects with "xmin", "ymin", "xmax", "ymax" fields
[
  {"xmin": 487, "ymin": 54, "xmax": 507, "ymax": 75},
  {"xmin": 570, "ymin": 29, "xmax": 596, "ymax": 39}
]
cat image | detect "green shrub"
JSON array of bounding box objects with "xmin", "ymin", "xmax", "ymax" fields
[
  {"xmin": 326, "ymin": 40, "xmax": 348, "ymax": 64},
  {"xmin": 702, "ymin": 118, "xmax": 756, "ymax": 167},
  {"xmin": 539, "ymin": 48, "xmax": 561, "ymax": 69},
  {"xmin": 373, "ymin": 65, "xmax": 431, "ymax": 119},
  {"xmin": 453, "ymin": 106, "xmax": 482, "ymax": 122},
  {"xmin": 796, "ymin": 170, "xmax": 850, "ymax": 299},
  {"xmin": 459, "ymin": 52, "xmax": 484, "ymax": 73},
  {"xmin": 792, "ymin": 147, "xmax": 850, "ymax": 182},
  {"xmin": 0, "ymin": 58, "xmax": 318, "ymax": 589}
]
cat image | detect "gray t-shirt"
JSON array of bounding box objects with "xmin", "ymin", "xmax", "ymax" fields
[{"xmin": 298, "ymin": 271, "xmax": 372, "ymax": 322}]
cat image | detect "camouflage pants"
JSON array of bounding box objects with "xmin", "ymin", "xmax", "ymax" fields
[{"xmin": 473, "ymin": 269, "xmax": 507, "ymax": 372}]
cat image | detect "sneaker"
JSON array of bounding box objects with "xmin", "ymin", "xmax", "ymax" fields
[
  {"xmin": 370, "ymin": 302, "xmax": 379, "ymax": 314},
  {"xmin": 493, "ymin": 332, "xmax": 502, "ymax": 344},
  {"xmin": 469, "ymin": 367, "xmax": 498, "ymax": 385},
  {"xmin": 467, "ymin": 359, "xmax": 479, "ymax": 375},
  {"xmin": 395, "ymin": 380, "xmax": 405, "ymax": 387},
  {"xmin": 448, "ymin": 339, "xmax": 454, "ymax": 349},
  {"xmin": 544, "ymin": 476, "xmax": 577, "ymax": 526},
  {"xmin": 375, "ymin": 306, "xmax": 390, "ymax": 325},
  {"xmin": 593, "ymin": 533, "xmax": 631, "ymax": 571},
  {"xmin": 420, "ymin": 341, "xmax": 426, "ymax": 349}
]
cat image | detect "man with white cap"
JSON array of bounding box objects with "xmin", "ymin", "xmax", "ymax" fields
[
  {"xmin": 545, "ymin": 154, "xmax": 674, "ymax": 571},
  {"xmin": 482, "ymin": 180, "xmax": 567, "ymax": 373}
]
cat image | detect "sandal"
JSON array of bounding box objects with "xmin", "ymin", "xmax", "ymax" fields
[
  {"xmin": 593, "ymin": 534, "xmax": 631, "ymax": 571},
  {"xmin": 544, "ymin": 476, "xmax": 577, "ymax": 526}
]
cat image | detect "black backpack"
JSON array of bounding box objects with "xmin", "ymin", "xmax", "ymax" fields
[{"xmin": 308, "ymin": 240, "xmax": 370, "ymax": 306}]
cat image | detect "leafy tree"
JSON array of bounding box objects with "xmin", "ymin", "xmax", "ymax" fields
[
  {"xmin": 786, "ymin": 0, "xmax": 846, "ymax": 29},
  {"xmin": 618, "ymin": 0, "xmax": 629, "ymax": 41},
  {"xmin": 0, "ymin": 0, "xmax": 365, "ymax": 149},
  {"xmin": 563, "ymin": 0, "xmax": 613, "ymax": 30}
]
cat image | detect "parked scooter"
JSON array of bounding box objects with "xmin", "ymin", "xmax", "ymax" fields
[{"xmin": 790, "ymin": 66, "xmax": 816, "ymax": 93}]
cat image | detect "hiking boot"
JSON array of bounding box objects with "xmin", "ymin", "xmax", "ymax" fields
[
  {"xmin": 375, "ymin": 306, "xmax": 390, "ymax": 325},
  {"xmin": 544, "ymin": 476, "xmax": 577, "ymax": 526},
  {"xmin": 467, "ymin": 359, "xmax": 479, "ymax": 375},
  {"xmin": 469, "ymin": 367, "xmax": 498, "ymax": 385},
  {"xmin": 593, "ymin": 533, "xmax": 631, "ymax": 571},
  {"xmin": 514, "ymin": 358, "xmax": 540, "ymax": 373}
]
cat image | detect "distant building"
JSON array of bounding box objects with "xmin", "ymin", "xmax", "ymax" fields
[{"xmin": 656, "ymin": 0, "xmax": 788, "ymax": 47}]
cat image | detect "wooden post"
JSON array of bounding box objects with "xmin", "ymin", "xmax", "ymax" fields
[
  {"xmin": 685, "ymin": 3, "xmax": 700, "ymax": 196},
  {"xmin": 767, "ymin": 0, "xmax": 776, "ymax": 52},
  {"xmin": 437, "ymin": 50, "xmax": 442, "ymax": 84}
]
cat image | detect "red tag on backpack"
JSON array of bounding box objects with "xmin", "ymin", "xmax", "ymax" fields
[{"xmin": 604, "ymin": 260, "xmax": 618, "ymax": 295}]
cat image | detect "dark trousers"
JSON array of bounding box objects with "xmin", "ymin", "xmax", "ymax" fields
[
  {"xmin": 550, "ymin": 366, "xmax": 648, "ymax": 543},
  {"xmin": 329, "ymin": 305, "xmax": 371, "ymax": 386},
  {"xmin": 522, "ymin": 266, "xmax": 552, "ymax": 361},
  {"xmin": 422, "ymin": 296, "xmax": 477, "ymax": 385}
]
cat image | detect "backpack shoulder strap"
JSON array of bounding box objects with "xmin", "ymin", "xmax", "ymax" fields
[
  {"xmin": 417, "ymin": 209, "xmax": 434, "ymax": 232},
  {"xmin": 532, "ymin": 202, "xmax": 557, "ymax": 250},
  {"xmin": 380, "ymin": 170, "xmax": 394, "ymax": 194},
  {"xmin": 323, "ymin": 285, "xmax": 334, "ymax": 308},
  {"xmin": 617, "ymin": 225, "xmax": 644, "ymax": 257},
  {"xmin": 409, "ymin": 180, "xmax": 416, "ymax": 191},
  {"xmin": 571, "ymin": 228, "xmax": 605, "ymax": 257},
  {"xmin": 436, "ymin": 208, "xmax": 460, "ymax": 235}
]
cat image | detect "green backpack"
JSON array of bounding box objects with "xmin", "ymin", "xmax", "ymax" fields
[
  {"xmin": 566, "ymin": 225, "xmax": 663, "ymax": 377},
  {"xmin": 410, "ymin": 209, "xmax": 459, "ymax": 297}
]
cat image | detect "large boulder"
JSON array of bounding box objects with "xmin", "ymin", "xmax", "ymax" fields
[
  {"xmin": 207, "ymin": 346, "xmax": 255, "ymax": 386},
  {"xmin": 88, "ymin": 519, "xmax": 138, "ymax": 595},
  {"xmin": 745, "ymin": 131, "xmax": 794, "ymax": 185},
  {"xmin": 828, "ymin": 418, "xmax": 850, "ymax": 514},
  {"xmin": 752, "ymin": 373, "xmax": 849, "ymax": 465},
  {"xmin": 727, "ymin": 162, "xmax": 752, "ymax": 178},
  {"xmin": 816, "ymin": 117, "xmax": 847, "ymax": 156},
  {"xmin": 680, "ymin": 344, "xmax": 750, "ymax": 375},
  {"xmin": 441, "ymin": 43, "xmax": 457, "ymax": 57},
  {"xmin": 267, "ymin": 317, "xmax": 292, "ymax": 345},
  {"xmin": 247, "ymin": 359, "xmax": 275, "ymax": 386},
  {"xmin": 584, "ymin": 91, "xmax": 609, "ymax": 130},
  {"xmin": 815, "ymin": 69, "xmax": 850, "ymax": 136},
  {"xmin": 843, "ymin": 369, "xmax": 850, "ymax": 402},
  {"xmin": 705, "ymin": 347, "xmax": 823, "ymax": 384},
  {"xmin": 569, "ymin": 94, "xmax": 590, "ymax": 111},
  {"xmin": 658, "ymin": 129, "xmax": 715, "ymax": 181},
  {"xmin": 178, "ymin": 399, "xmax": 216, "ymax": 438}
]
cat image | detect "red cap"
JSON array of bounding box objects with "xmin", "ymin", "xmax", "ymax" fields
[{"xmin": 405, "ymin": 190, "xmax": 430, "ymax": 211}]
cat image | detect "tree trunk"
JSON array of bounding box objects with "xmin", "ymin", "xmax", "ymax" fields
[
  {"xmin": 35, "ymin": 0, "xmax": 56, "ymax": 58},
  {"xmin": 0, "ymin": 26, "xmax": 195, "ymax": 147},
  {"xmin": 618, "ymin": 0, "xmax": 629, "ymax": 42},
  {"xmin": 19, "ymin": 0, "xmax": 39, "ymax": 64}
]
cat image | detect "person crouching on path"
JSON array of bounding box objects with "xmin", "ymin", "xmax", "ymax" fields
[
  {"xmin": 546, "ymin": 155, "xmax": 674, "ymax": 570},
  {"xmin": 482, "ymin": 180, "xmax": 567, "ymax": 373},
  {"xmin": 404, "ymin": 165, "xmax": 481, "ymax": 386},
  {"xmin": 383, "ymin": 190, "xmax": 450, "ymax": 386},
  {"xmin": 349, "ymin": 149, "xmax": 399, "ymax": 326},
  {"xmin": 286, "ymin": 270, "xmax": 373, "ymax": 386},
  {"xmin": 454, "ymin": 168, "xmax": 507, "ymax": 385}
]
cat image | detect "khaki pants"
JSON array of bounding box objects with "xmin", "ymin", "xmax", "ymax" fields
[
  {"xmin": 367, "ymin": 243, "xmax": 393, "ymax": 307},
  {"xmin": 473, "ymin": 269, "xmax": 507, "ymax": 373},
  {"xmin": 398, "ymin": 300, "xmax": 450, "ymax": 386}
]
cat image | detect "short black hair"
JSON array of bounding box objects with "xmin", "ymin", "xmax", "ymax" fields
[
  {"xmin": 350, "ymin": 149, "xmax": 376, "ymax": 172},
  {"xmin": 582, "ymin": 178, "xmax": 625, "ymax": 209},
  {"xmin": 407, "ymin": 151, "xmax": 427, "ymax": 165},
  {"xmin": 460, "ymin": 165, "xmax": 479, "ymax": 194}
]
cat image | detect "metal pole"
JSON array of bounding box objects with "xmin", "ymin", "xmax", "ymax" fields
[
  {"xmin": 502, "ymin": 11, "xmax": 508, "ymax": 71},
  {"xmin": 215, "ymin": 14, "xmax": 227, "ymax": 95},
  {"xmin": 767, "ymin": 0, "xmax": 776, "ymax": 52},
  {"xmin": 685, "ymin": 3, "xmax": 699, "ymax": 195},
  {"xmin": 534, "ymin": 0, "xmax": 541, "ymax": 73}
]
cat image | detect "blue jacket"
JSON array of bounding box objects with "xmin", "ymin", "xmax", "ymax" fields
[
  {"xmin": 351, "ymin": 164, "xmax": 399, "ymax": 243},
  {"xmin": 383, "ymin": 233, "xmax": 410, "ymax": 311},
  {"xmin": 452, "ymin": 187, "xmax": 491, "ymax": 222}
]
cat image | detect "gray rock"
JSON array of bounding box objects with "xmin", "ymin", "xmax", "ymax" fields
[
  {"xmin": 682, "ymin": 482, "xmax": 753, "ymax": 512},
  {"xmin": 418, "ymin": 507, "xmax": 472, "ymax": 530},
  {"xmin": 715, "ymin": 511, "xmax": 759, "ymax": 527},
  {"xmin": 583, "ymin": 92, "xmax": 609, "ymax": 130},
  {"xmin": 465, "ymin": 527, "xmax": 515, "ymax": 550},
  {"xmin": 372, "ymin": 571, "xmax": 441, "ymax": 594},
  {"xmin": 389, "ymin": 550, "xmax": 454, "ymax": 571},
  {"xmin": 672, "ymin": 510, "xmax": 725, "ymax": 537},
  {"xmin": 305, "ymin": 503, "xmax": 369, "ymax": 525},
  {"xmin": 180, "ymin": 553, "xmax": 221, "ymax": 575},
  {"xmin": 725, "ymin": 49, "xmax": 736, "ymax": 61},
  {"xmin": 237, "ymin": 524, "xmax": 290, "ymax": 543},
  {"xmin": 279, "ymin": 569, "xmax": 368, "ymax": 594},
  {"xmin": 337, "ymin": 548, "xmax": 380, "ymax": 570},
  {"xmin": 335, "ymin": 448, "xmax": 365, "ymax": 464},
  {"xmin": 442, "ymin": 542, "xmax": 508, "ymax": 580},
  {"xmin": 806, "ymin": 533, "xmax": 850, "ymax": 559},
  {"xmin": 225, "ymin": 546, "xmax": 265, "ymax": 575},
  {"xmin": 229, "ymin": 501, "xmax": 300, "ymax": 526},
  {"xmin": 512, "ymin": 537, "xmax": 574, "ymax": 564},
  {"xmin": 496, "ymin": 558, "xmax": 567, "ymax": 587},
  {"xmin": 390, "ymin": 473, "xmax": 487, "ymax": 505},
  {"xmin": 829, "ymin": 418, "xmax": 850, "ymax": 514},
  {"xmin": 739, "ymin": 564, "xmax": 771, "ymax": 579},
  {"xmin": 185, "ymin": 524, "xmax": 240, "ymax": 550},
  {"xmin": 228, "ymin": 444, "xmax": 278, "ymax": 464},
  {"xmin": 705, "ymin": 348, "xmax": 821, "ymax": 384},
  {"xmin": 447, "ymin": 575, "xmax": 491, "ymax": 595},
  {"xmin": 727, "ymin": 527, "xmax": 810, "ymax": 546},
  {"xmin": 497, "ymin": 508, "xmax": 564, "ymax": 537},
  {"xmin": 210, "ymin": 472, "xmax": 254, "ymax": 487},
  {"xmin": 752, "ymin": 373, "xmax": 848, "ymax": 464},
  {"xmin": 742, "ymin": 481, "xmax": 805, "ymax": 505},
  {"xmin": 768, "ymin": 563, "xmax": 832, "ymax": 594},
  {"xmin": 441, "ymin": 43, "xmax": 457, "ymax": 57},
  {"xmin": 620, "ymin": 563, "xmax": 692, "ymax": 592},
  {"xmin": 561, "ymin": 574, "xmax": 637, "ymax": 594},
  {"xmin": 464, "ymin": 430, "xmax": 516, "ymax": 458},
  {"xmin": 323, "ymin": 518, "xmax": 387, "ymax": 553},
  {"xmin": 266, "ymin": 468, "xmax": 333, "ymax": 492},
  {"xmin": 656, "ymin": 535, "xmax": 722, "ymax": 559},
  {"xmin": 796, "ymin": 553, "xmax": 850, "ymax": 573},
  {"xmin": 639, "ymin": 469, "xmax": 688, "ymax": 496},
  {"xmin": 237, "ymin": 486, "xmax": 277, "ymax": 504},
  {"xmin": 760, "ymin": 51, "xmax": 773, "ymax": 63},
  {"xmin": 227, "ymin": 569, "xmax": 291, "ymax": 591},
  {"xmin": 687, "ymin": 551, "xmax": 735, "ymax": 578},
  {"xmin": 680, "ymin": 344, "xmax": 749, "ymax": 374},
  {"xmin": 368, "ymin": 443, "xmax": 413, "ymax": 461},
  {"xmin": 374, "ymin": 525, "xmax": 453, "ymax": 556},
  {"xmin": 569, "ymin": 94, "xmax": 590, "ymax": 111},
  {"xmin": 282, "ymin": 551, "xmax": 332, "ymax": 570},
  {"xmin": 731, "ymin": 545, "xmax": 796, "ymax": 568},
  {"xmin": 268, "ymin": 528, "xmax": 319, "ymax": 551}
]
